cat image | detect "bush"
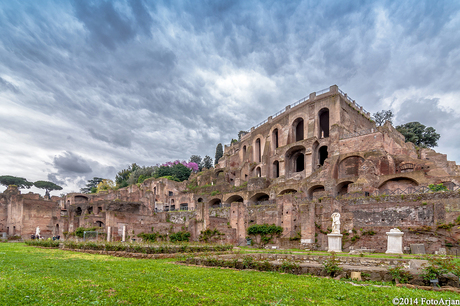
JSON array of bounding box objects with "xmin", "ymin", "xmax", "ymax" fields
[
  {"xmin": 169, "ymin": 231, "xmax": 191, "ymax": 243},
  {"xmin": 388, "ymin": 266, "xmax": 412, "ymax": 283},
  {"xmin": 322, "ymin": 252, "xmax": 342, "ymax": 277}
]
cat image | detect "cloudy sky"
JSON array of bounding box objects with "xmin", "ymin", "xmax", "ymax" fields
[{"xmin": 1, "ymin": 0, "xmax": 460, "ymax": 195}]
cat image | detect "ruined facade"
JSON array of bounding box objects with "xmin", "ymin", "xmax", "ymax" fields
[{"xmin": 2, "ymin": 85, "xmax": 460, "ymax": 253}]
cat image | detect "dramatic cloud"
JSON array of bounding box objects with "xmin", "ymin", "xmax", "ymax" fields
[{"xmin": 0, "ymin": 0, "xmax": 460, "ymax": 194}]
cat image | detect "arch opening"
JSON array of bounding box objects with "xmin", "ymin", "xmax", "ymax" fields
[
  {"xmin": 336, "ymin": 181, "xmax": 353, "ymax": 196},
  {"xmin": 273, "ymin": 160, "xmax": 279, "ymax": 178},
  {"xmin": 180, "ymin": 203, "xmax": 188, "ymax": 210},
  {"xmin": 293, "ymin": 118, "xmax": 304, "ymax": 142},
  {"xmin": 76, "ymin": 207, "xmax": 82, "ymax": 216},
  {"xmin": 225, "ymin": 195, "xmax": 244, "ymax": 204},
  {"xmin": 95, "ymin": 221, "xmax": 104, "ymax": 228},
  {"xmin": 295, "ymin": 154, "xmax": 305, "ymax": 172},
  {"xmin": 279, "ymin": 189, "xmax": 298, "ymax": 195},
  {"xmin": 209, "ymin": 198, "xmax": 222, "ymax": 208},
  {"xmin": 319, "ymin": 108, "xmax": 329, "ymax": 138},
  {"xmin": 308, "ymin": 185, "xmax": 326, "ymax": 199},
  {"xmin": 249, "ymin": 193, "xmax": 270, "ymax": 204},
  {"xmin": 272, "ymin": 129, "xmax": 279, "ymax": 149},
  {"xmin": 255, "ymin": 167, "xmax": 261, "ymax": 177},
  {"xmin": 255, "ymin": 138, "xmax": 261, "ymax": 162},
  {"xmin": 319, "ymin": 146, "xmax": 328, "ymax": 166}
]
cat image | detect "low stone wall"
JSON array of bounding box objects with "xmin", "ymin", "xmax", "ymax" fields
[
  {"xmin": 62, "ymin": 248, "xmax": 233, "ymax": 259},
  {"xmin": 184, "ymin": 253, "xmax": 460, "ymax": 287}
]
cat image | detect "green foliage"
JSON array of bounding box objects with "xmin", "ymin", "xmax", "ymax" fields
[
  {"xmin": 322, "ymin": 252, "xmax": 342, "ymax": 276},
  {"xmin": 80, "ymin": 177, "xmax": 104, "ymax": 194},
  {"xmin": 388, "ymin": 266, "xmax": 412, "ymax": 283},
  {"xmin": 115, "ymin": 163, "xmax": 140, "ymax": 187},
  {"xmin": 137, "ymin": 232, "xmax": 158, "ymax": 242},
  {"xmin": 169, "ymin": 231, "xmax": 191, "ymax": 243},
  {"xmin": 75, "ymin": 227, "xmax": 97, "ymax": 238},
  {"xmin": 372, "ymin": 110, "xmax": 393, "ymax": 126},
  {"xmin": 96, "ymin": 179, "xmax": 116, "ymax": 192},
  {"xmin": 127, "ymin": 166, "xmax": 157, "ymax": 185},
  {"xmin": 422, "ymin": 256, "xmax": 460, "ymax": 280},
  {"xmin": 279, "ymin": 260, "xmax": 300, "ymax": 273},
  {"xmin": 2, "ymin": 243, "xmax": 459, "ymax": 305},
  {"xmin": 210, "ymin": 190, "xmax": 220, "ymax": 196},
  {"xmin": 428, "ymin": 183, "xmax": 448, "ymax": 192},
  {"xmin": 215, "ymin": 143, "xmax": 223, "ymax": 165},
  {"xmin": 25, "ymin": 240, "xmax": 60, "ymax": 248},
  {"xmin": 0, "ymin": 175, "xmax": 33, "ymax": 189},
  {"xmin": 199, "ymin": 228, "xmax": 224, "ymax": 243},
  {"xmin": 33, "ymin": 180, "xmax": 63, "ymax": 195},
  {"xmin": 396, "ymin": 122, "xmax": 441, "ymax": 148},
  {"xmin": 202, "ymin": 155, "xmax": 213, "ymax": 169},
  {"xmin": 247, "ymin": 224, "xmax": 283, "ymax": 248},
  {"xmin": 154, "ymin": 163, "xmax": 192, "ymax": 182}
]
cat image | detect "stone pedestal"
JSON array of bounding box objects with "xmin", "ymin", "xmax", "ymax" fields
[
  {"xmin": 327, "ymin": 233, "xmax": 343, "ymax": 252},
  {"xmin": 386, "ymin": 229, "xmax": 404, "ymax": 254}
]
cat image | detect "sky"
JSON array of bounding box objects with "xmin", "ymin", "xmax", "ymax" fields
[{"xmin": 1, "ymin": 0, "xmax": 460, "ymax": 195}]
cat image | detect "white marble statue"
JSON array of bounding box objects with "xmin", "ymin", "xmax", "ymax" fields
[
  {"xmin": 35, "ymin": 226, "xmax": 40, "ymax": 237},
  {"xmin": 331, "ymin": 212, "xmax": 341, "ymax": 234}
]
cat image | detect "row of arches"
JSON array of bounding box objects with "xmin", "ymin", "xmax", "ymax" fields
[
  {"xmin": 241, "ymin": 108, "xmax": 330, "ymax": 163},
  {"xmin": 203, "ymin": 175, "xmax": 422, "ymax": 208}
]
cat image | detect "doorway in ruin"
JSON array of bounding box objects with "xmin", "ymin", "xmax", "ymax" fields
[
  {"xmin": 249, "ymin": 193, "xmax": 270, "ymax": 205},
  {"xmin": 292, "ymin": 118, "xmax": 304, "ymax": 142},
  {"xmin": 295, "ymin": 154, "xmax": 304, "ymax": 172},
  {"xmin": 319, "ymin": 146, "xmax": 328, "ymax": 166},
  {"xmin": 255, "ymin": 138, "xmax": 261, "ymax": 162},
  {"xmin": 336, "ymin": 181, "xmax": 353, "ymax": 196},
  {"xmin": 76, "ymin": 207, "xmax": 82, "ymax": 216},
  {"xmin": 318, "ymin": 108, "xmax": 329, "ymax": 138},
  {"xmin": 255, "ymin": 167, "xmax": 261, "ymax": 177},
  {"xmin": 209, "ymin": 198, "xmax": 222, "ymax": 208},
  {"xmin": 273, "ymin": 160, "xmax": 279, "ymax": 178},
  {"xmin": 224, "ymin": 195, "xmax": 244, "ymax": 204},
  {"xmin": 272, "ymin": 129, "xmax": 279, "ymax": 149},
  {"xmin": 55, "ymin": 224, "xmax": 59, "ymax": 235}
]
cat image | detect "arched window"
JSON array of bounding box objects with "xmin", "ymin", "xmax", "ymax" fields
[
  {"xmin": 295, "ymin": 154, "xmax": 305, "ymax": 172},
  {"xmin": 256, "ymin": 167, "xmax": 261, "ymax": 177},
  {"xmin": 255, "ymin": 138, "xmax": 261, "ymax": 162},
  {"xmin": 319, "ymin": 108, "xmax": 329, "ymax": 138},
  {"xmin": 243, "ymin": 145, "xmax": 247, "ymax": 156},
  {"xmin": 272, "ymin": 129, "xmax": 279, "ymax": 149},
  {"xmin": 273, "ymin": 161, "xmax": 279, "ymax": 178},
  {"xmin": 319, "ymin": 146, "xmax": 328, "ymax": 166},
  {"xmin": 292, "ymin": 118, "xmax": 304, "ymax": 142}
]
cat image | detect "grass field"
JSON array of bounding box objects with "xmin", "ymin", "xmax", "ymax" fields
[{"xmin": 0, "ymin": 243, "xmax": 459, "ymax": 305}]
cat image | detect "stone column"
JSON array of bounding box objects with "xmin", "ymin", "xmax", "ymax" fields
[
  {"xmin": 107, "ymin": 226, "xmax": 112, "ymax": 242},
  {"xmin": 386, "ymin": 228, "xmax": 404, "ymax": 254},
  {"xmin": 122, "ymin": 225, "xmax": 126, "ymax": 242}
]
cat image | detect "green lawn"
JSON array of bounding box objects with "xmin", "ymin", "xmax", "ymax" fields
[{"xmin": 0, "ymin": 243, "xmax": 458, "ymax": 305}]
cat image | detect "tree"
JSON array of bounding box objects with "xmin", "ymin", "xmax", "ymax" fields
[
  {"xmin": 396, "ymin": 122, "xmax": 440, "ymax": 148},
  {"xmin": 247, "ymin": 223, "xmax": 283, "ymax": 248},
  {"xmin": 115, "ymin": 163, "xmax": 140, "ymax": 188},
  {"xmin": 96, "ymin": 179, "xmax": 116, "ymax": 192},
  {"xmin": 215, "ymin": 143, "xmax": 223, "ymax": 165},
  {"xmin": 81, "ymin": 177, "xmax": 104, "ymax": 194},
  {"xmin": 0, "ymin": 175, "xmax": 33, "ymax": 189},
  {"xmin": 202, "ymin": 155, "xmax": 213, "ymax": 169},
  {"xmin": 153, "ymin": 163, "xmax": 192, "ymax": 182},
  {"xmin": 373, "ymin": 110, "xmax": 393, "ymax": 126},
  {"xmin": 34, "ymin": 181, "xmax": 63, "ymax": 197},
  {"xmin": 189, "ymin": 155, "xmax": 203, "ymax": 171}
]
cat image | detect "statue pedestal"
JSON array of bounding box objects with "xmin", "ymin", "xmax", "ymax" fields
[
  {"xmin": 327, "ymin": 233, "xmax": 343, "ymax": 252},
  {"xmin": 386, "ymin": 230, "xmax": 404, "ymax": 254}
]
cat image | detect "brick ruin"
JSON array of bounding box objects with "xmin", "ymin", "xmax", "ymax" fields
[{"xmin": 2, "ymin": 85, "xmax": 460, "ymax": 253}]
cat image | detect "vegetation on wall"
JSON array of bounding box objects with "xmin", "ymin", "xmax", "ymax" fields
[{"xmin": 247, "ymin": 224, "xmax": 283, "ymax": 248}]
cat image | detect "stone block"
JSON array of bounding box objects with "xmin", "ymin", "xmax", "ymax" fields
[
  {"xmin": 350, "ymin": 271, "xmax": 361, "ymax": 281},
  {"xmin": 410, "ymin": 244, "xmax": 426, "ymax": 254}
]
